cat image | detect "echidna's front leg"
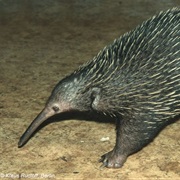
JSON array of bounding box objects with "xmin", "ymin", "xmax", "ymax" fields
[
  {"xmin": 100, "ymin": 117, "xmax": 151, "ymax": 168},
  {"xmin": 99, "ymin": 119, "xmax": 128, "ymax": 168}
]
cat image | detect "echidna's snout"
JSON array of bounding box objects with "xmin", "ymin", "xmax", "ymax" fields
[{"xmin": 18, "ymin": 106, "xmax": 58, "ymax": 147}]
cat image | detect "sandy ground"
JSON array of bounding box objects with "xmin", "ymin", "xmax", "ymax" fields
[{"xmin": 0, "ymin": 0, "xmax": 180, "ymax": 179}]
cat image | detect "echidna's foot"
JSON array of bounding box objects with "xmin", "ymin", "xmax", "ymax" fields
[{"xmin": 99, "ymin": 150, "xmax": 127, "ymax": 168}]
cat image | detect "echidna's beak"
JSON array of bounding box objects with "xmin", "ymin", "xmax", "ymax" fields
[{"xmin": 18, "ymin": 107, "xmax": 55, "ymax": 148}]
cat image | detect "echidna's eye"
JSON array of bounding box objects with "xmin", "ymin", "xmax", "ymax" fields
[{"xmin": 52, "ymin": 105, "xmax": 59, "ymax": 112}]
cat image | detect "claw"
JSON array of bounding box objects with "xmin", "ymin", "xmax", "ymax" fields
[
  {"xmin": 99, "ymin": 154, "xmax": 106, "ymax": 162},
  {"xmin": 99, "ymin": 154, "xmax": 109, "ymax": 167},
  {"xmin": 99, "ymin": 150, "xmax": 127, "ymax": 168},
  {"xmin": 99, "ymin": 154, "xmax": 109, "ymax": 169},
  {"xmin": 99, "ymin": 163, "xmax": 106, "ymax": 169}
]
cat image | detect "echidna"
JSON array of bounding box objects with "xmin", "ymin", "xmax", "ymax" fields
[{"xmin": 18, "ymin": 8, "xmax": 180, "ymax": 168}]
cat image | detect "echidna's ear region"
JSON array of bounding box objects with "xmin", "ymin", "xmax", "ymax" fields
[{"xmin": 91, "ymin": 87, "xmax": 101, "ymax": 110}]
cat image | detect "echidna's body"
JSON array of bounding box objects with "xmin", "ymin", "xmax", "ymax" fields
[{"xmin": 18, "ymin": 8, "xmax": 180, "ymax": 168}]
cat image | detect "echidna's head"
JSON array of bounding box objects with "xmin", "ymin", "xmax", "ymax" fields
[
  {"xmin": 48, "ymin": 74, "xmax": 101, "ymax": 113},
  {"xmin": 18, "ymin": 73, "xmax": 101, "ymax": 147}
]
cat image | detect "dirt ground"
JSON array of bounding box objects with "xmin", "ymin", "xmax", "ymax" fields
[{"xmin": 0, "ymin": 0, "xmax": 180, "ymax": 179}]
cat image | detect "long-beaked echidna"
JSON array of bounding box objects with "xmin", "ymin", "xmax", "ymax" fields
[{"xmin": 18, "ymin": 8, "xmax": 180, "ymax": 168}]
